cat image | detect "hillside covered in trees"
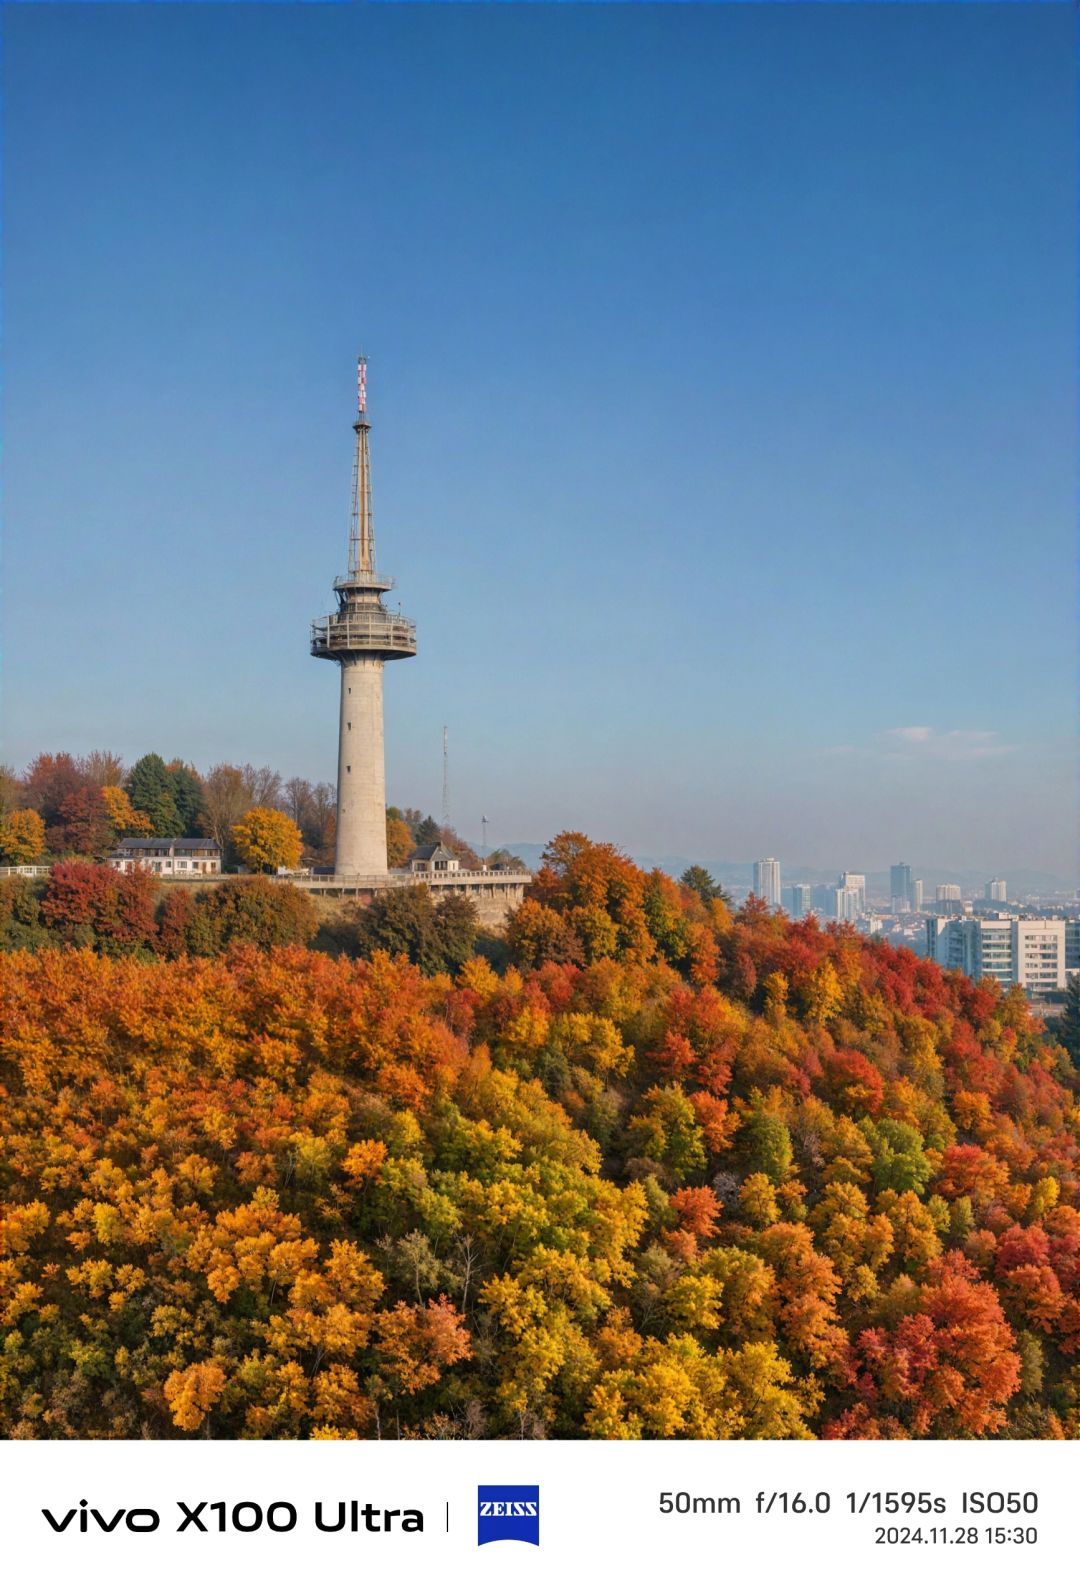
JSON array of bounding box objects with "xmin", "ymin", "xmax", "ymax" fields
[
  {"xmin": 2, "ymin": 834, "xmax": 1078, "ymax": 1440},
  {"xmin": 0, "ymin": 748, "xmax": 504, "ymax": 872}
]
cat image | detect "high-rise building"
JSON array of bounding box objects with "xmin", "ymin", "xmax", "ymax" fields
[
  {"xmin": 311, "ymin": 358, "xmax": 417, "ymax": 875},
  {"xmin": 936, "ymin": 883, "xmax": 963, "ymax": 905},
  {"xmin": 1066, "ymin": 919, "xmax": 1080, "ymax": 974},
  {"xmin": 890, "ymin": 863, "xmax": 914, "ymax": 912},
  {"xmin": 912, "ymin": 879, "xmax": 924, "ymax": 911},
  {"xmin": 838, "ymin": 872, "xmax": 866, "ymax": 914},
  {"xmin": 786, "ymin": 883, "xmax": 813, "ymax": 917},
  {"xmin": 837, "ymin": 887, "xmax": 861, "ymax": 924},
  {"xmin": 753, "ymin": 857, "xmax": 781, "ymax": 908},
  {"xmin": 985, "ymin": 879, "xmax": 1007, "ymax": 902},
  {"xmin": 814, "ymin": 885, "xmax": 860, "ymax": 924},
  {"xmin": 926, "ymin": 915, "xmax": 1065, "ymax": 994},
  {"xmin": 1015, "ymin": 923, "xmax": 1065, "ymax": 992}
]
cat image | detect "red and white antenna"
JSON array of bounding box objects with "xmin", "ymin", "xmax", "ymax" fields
[{"xmin": 357, "ymin": 355, "xmax": 368, "ymax": 416}]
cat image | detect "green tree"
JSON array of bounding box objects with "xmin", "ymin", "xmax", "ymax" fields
[
  {"xmin": 167, "ymin": 761, "xmax": 206, "ymax": 835},
  {"xmin": 864, "ymin": 1117, "xmax": 932, "ymax": 1195},
  {"xmin": 432, "ymin": 893, "xmax": 479, "ymax": 971},
  {"xmin": 1058, "ymin": 974, "xmax": 1080, "ymax": 1070},
  {"xmin": 126, "ymin": 754, "xmax": 181, "ymax": 837},
  {"xmin": 186, "ymin": 876, "xmax": 318, "ymax": 952},
  {"xmin": 738, "ymin": 1109, "xmax": 793, "ymax": 1184},
  {"xmin": 680, "ymin": 865, "xmax": 732, "ymax": 907},
  {"xmin": 340, "ymin": 883, "xmax": 478, "ymax": 975},
  {"xmin": 0, "ymin": 876, "xmax": 50, "ymax": 950},
  {"xmin": 414, "ymin": 815, "xmax": 441, "ymax": 847}
]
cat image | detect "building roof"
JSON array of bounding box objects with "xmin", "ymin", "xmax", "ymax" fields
[
  {"xmin": 116, "ymin": 836, "xmax": 221, "ymax": 852},
  {"xmin": 409, "ymin": 843, "xmax": 457, "ymax": 862}
]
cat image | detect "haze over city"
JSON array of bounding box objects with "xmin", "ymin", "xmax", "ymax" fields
[{"xmin": 3, "ymin": 5, "xmax": 1075, "ymax": 881}]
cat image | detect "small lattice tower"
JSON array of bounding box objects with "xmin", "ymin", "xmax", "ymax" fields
[{"xmin": 311, "ymin": 358, "xmax": 416, "ymax": 874}]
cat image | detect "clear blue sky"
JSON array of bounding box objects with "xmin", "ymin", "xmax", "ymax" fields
[{"xmin": 3, "ymin": 4, "xmax": 1076, "ymax": 879}]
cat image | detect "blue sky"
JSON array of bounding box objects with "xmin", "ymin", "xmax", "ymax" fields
[{"xmin": 3, "ymin": 4, "xmax": 1076, "ymax": 878}]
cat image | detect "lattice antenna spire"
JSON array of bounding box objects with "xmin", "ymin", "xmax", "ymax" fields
[{"xmin": 347, "ymin": 355, "xmax": 376, "ymax": 578}]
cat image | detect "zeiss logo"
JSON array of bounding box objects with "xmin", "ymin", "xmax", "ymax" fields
[{"xmin": 477, "ymin": 1485, "xmax": 540, "ymax": 1546}]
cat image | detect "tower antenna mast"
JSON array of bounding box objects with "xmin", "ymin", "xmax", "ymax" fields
[
  {"xmin": 310, "ymin": 355, "xmax": 417, "ymax": 877},
  {"xmin": 347, "ymin": 354, "xmax": 376, "ymax": 578}
]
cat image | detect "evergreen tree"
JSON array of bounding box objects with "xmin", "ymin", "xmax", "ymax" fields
[
  {"xmin": 126, "ymin": 754, "xmax": 181, "ymax": 837},
  {"xmin": 167, "ymin": 761, "xmax": 206, "ymax": 836},
  {"xmin": 1059, "ymin": 974, "xmax": 1080, "ymax": 1068},
  {"xmin": 680, "ymin": 864, "xmax": 732, "ymax": 908},
  {"xmin": 414, "ymin": 815, "xmax": 442, "ymax": 847}
]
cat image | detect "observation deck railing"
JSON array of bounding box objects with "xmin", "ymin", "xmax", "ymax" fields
[
  {"xmin": 311, "ymin": 609, "xmax": 417, "ymax": 658},
  {"xmin": 333, "ymin": 571, "xmax": 395, "ymax": 594}
]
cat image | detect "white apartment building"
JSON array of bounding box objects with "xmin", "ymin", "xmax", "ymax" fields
[
  {"xmin": 1014, "ymin": 922, "xmax": 1066, "ymax": 991},
  {"xmin": 809, "ymin": 884, "xmax": 861, "ymax": 924},
  {"xmin": 925, "ymin": 914, "xmax": 1065, "ymax": 994},
  {"xmin": 835, "ymin": 887, "xmax": 861, "ymax": 924},
  {"xmin": 838, "ymin": 872, "xmax": 866, "ymax": 913},
  {"xmin": 109, "ymin": 836, "xmax": 222, "ymax": 878},
  {"xmin": 985, "ymin": 878, "xmax": 1008, "ymax": 902},
  {"xmin": 753, "ymin": 857, "xmax": 781, "ymax": 908}
]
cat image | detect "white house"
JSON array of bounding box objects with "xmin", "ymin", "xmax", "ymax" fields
[
  {"xmin": 406, "ymin": 843, "xmax": 460, "ymax": 875},
  {"xmin": 109, "ymin": 836, "xmax": 222, "ymax": 878}
]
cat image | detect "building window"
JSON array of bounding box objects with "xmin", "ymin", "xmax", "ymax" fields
[
  {"xmin": 347, "ymin": 722, "xmax": 351, "ymax": 731},
  {"xmin": 346, "ymin": 765, "xmax": 351, "ymax": 774}
]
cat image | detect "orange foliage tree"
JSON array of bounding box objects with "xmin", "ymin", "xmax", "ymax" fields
[{"xmin": 0, "ymin": 831, "xmax": 1078, "ymax": 1440}]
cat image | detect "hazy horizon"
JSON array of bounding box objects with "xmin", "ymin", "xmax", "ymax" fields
[{"xmin": 3, "ymin": 6, "xmax": 1075, "ymax": 879}]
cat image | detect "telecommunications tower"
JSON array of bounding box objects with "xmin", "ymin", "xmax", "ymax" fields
[{"xmin": 311, "ymin": 358, "xmax": 416, "ymax": 875}]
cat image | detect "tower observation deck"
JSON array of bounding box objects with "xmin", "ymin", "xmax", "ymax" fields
[{"xmin": 311, "ymin": 358, "xmax": 416, "ymax": 875}]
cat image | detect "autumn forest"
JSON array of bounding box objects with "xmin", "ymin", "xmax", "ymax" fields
[{"xmin": 2, "ymin": 833, "xmax": 1079, "ymax": 1440}]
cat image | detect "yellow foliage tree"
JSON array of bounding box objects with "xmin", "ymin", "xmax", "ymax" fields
[
  {"xmin": 232, "ymin": 807, "xmax": 304, "ymax": 873},
  {"xmin": 802, "ymin": 960, "xmax": 844, "ymax": 1025},
  {"xmin": 164, "ymin": 1361, "xmax": 227, "ymax": 1432},
  {"xmin": 386, "ymin": 816, "xmax": 414, "ymax": 869},
  {"xmin": 0, "ymin": 808, "xmax": 46, "ymax": 864},
  {"xmin": 100, "ymin": 785, "xmax": 153, "ymax": 837}
]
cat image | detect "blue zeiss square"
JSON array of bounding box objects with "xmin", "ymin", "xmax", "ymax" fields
[{"xmin": 477, "ymin": 1485, "xmax": 540, "ymax": 1546}]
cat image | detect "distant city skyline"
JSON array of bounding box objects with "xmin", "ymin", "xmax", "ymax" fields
[{"xmin": 3, "ymin": 6, "xmax": 1075, "ymax": 877}]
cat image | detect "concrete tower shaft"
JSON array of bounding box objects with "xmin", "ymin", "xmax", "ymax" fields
[{"xmin": 311, "ymin": 359, "xmax": 416, "ymax": 876}]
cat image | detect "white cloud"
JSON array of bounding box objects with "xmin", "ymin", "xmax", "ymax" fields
[{"xmin": 881, "ymin": 726, "xmax": 1017, "ymax": 760}]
